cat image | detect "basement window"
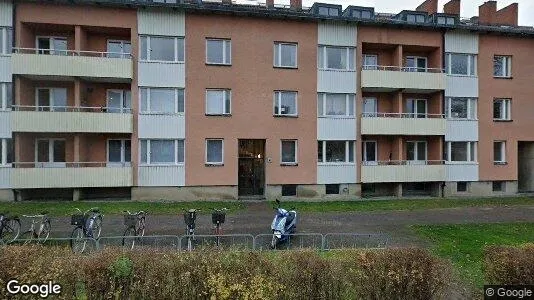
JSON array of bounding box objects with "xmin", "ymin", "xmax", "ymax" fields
[
  {"xmin": 282, "ymin": 185, "xmax": 297, "ymax": 196},
  {"xmin": 325, "ymin": 184, "xmax": 340, "ymax": 195},
  {"xmin": 456, "ymin": 182, "xmax": 468, "ymax": 192},
  {"xmin": 492, "ymin": 181, "xmax": 505, "ymax": 192}
]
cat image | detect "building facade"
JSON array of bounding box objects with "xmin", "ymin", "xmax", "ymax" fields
[{"xmin": 0, "ymin": 0, "xmax": 533, "ymax": 201}]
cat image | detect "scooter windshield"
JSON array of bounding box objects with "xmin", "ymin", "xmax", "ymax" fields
[{"xmin": 271, "ymin": 215, "xmax": 287, "ymax": 231}]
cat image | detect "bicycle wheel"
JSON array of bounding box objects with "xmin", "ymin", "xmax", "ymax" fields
[
  {"xmin": 1, "ymin": 219, "xmax": 21, "ymax": 244},
  {"xmin": 91, "ymin": 216, "xmax": 103, "ymax": 239},
  {"xmin": 70, "ymin": 227, "xmax": 86, "ymax": 254},
  {"xmin": 122, "ymin": 227, "xmax": 136, "ymax": 250},
  {"xmin": 19, "ymin": 230, "xmax": 34, "ymax": 245},
  {"xmin": 37, "ymin": 220, "xmax": 51, "ymax": 244}
]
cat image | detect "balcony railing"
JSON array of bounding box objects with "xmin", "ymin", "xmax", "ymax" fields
[
  {"xmin": 361, "ymin": 65, "xmax": 446, "ymax": 92},
  {"xmin": 360, "ymin": 113, "xmax": 447, "ymax": 135},
  {"xmin": 12, "ymin": 162, "xmax": 131, "ymax": 168},
  {"xmin": 362, "ymin": 65, "xmax": 444, "ymax": 73},
  {"xmin": 361, "ymin": 112, "xmax": 445, "ymax": 118},
  {"xmin": 361, "ymin": 160, "xmax": 446, "ymax": 183},
  {"xmin": 362, "ymin": 160, "xmax": 445, "ymax": 166},
  {"xmin": 13, "ymin": 47, "xmax": 132, "ymax": 59},
  {"xmin": 12, "ymin": 105, "xmax": 132, "ymax": 113}
]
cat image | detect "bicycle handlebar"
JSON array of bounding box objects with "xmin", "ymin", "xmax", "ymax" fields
[{"xmin": 123, "ymin": 210, "xmax": 147, "ymax": 216}]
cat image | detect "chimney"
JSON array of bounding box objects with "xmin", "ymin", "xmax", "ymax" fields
[
  {"xmin": 290, "ymin": 0, "xmax": 302, "ymax": 10},
  {"xmin": 416, "ymin": 0, "xmax": 438, "ymax": 15},
  {"xmin": 496, "ymin": 3, "xmax": 518, "ymax": 26},
  {"xmin": 266, "ymin": 0, "xmax": 274, "ymax": 8},
  {"xmin": 443, "ymin": 0, "xmax": 460, "ymax": 15},
  {"xmin": 479, "ymin": 1, "xmax": 497, "ymax": 25}
]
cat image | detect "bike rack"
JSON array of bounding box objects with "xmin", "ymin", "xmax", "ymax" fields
[
  {"xmin": 178, "ymin": 234, "xmax": 255, "ymax": 251},
  {"xmin": 254, "ymin": 233, "xmax": 325, "ymax": 251}
]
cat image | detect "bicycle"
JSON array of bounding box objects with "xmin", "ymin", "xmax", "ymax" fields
[
  {"xmin": 183, "ymin": 208, "xmax": 200, "ymax": 251},
  {"xmin": 0, "ymin": 212, "xmax": 21, "ymax": 244},
  {"xmin": 70, "ymin": 207, "xmax": 103, "ymax": 253},
  {"xmin": 212, "ymin": 208, "xmax": 228, "ymax": 248},
  {"xmin": 19, "ymin": 212, "xmax": 51, "ymax": 244},
  {"xmin": 122, "ymin": 210, "xmax": 147, "ymax": 250}
]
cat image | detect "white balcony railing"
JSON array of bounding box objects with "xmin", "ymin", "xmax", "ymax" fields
[
  {"xmin": 361, "ymin": 113, "xmax": 446, "ymax": 135},
  {"xmin": 361, "ymin": 160, "xmax": 446, "ymax": 183},
  {"xmin": 361, "ymin": 65, "xmax": 446, "ymax": 92},
  {"xmin": 13, "ymin": 47, "xmax": 132, "ymax": 59},
  {"xmin": 362, "ymin": 65, "xmax": 444, "ymax": 73}
]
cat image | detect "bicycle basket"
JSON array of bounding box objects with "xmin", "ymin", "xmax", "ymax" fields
[
  {"xmin": 183, "ymin": 212, "xmax": 196, "ymax": 226},
  {"xmin": 124, "ymin": 215, "xmax": 138, "ymax": 227},
  {"xmin": 212, "ymin": 211, "xmax": 226, "ymax": 224},
  {"xmin": 71, "ymin": 214, "xmax": 85, "ymax": 226}
]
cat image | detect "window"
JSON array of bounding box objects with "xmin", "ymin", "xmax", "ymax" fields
[
  {"xmin": 446, "ymin": 142, "xmax": 477, "ymax": 162},
  {"xmin": 36, "ymin": 88, "xmax": 67, "ymax": 112},
  {"xmin": 206, "ymin": 89, "xmax": 231, "ymax": 115},
  {"xmin": 407, "ymin": 14, "xmax": 426, "ymax": 23},
  {"xmin": 0, "ymin": 27, "xmax": 12, "ymax": 55},
  {"xmin": 493, "ymin": 99, "xmax": 511, "ymax": 121},
  {"xmin": 0, "ymin": 83, "xmax": 12, "ymax": 111},
  {"xmin": 281, "ymin": 185, "xmax": 297, "ymax": 196},
  {"xmin": 107, "ymin": 40, "xmax": 131, "ymax": 58},
  {"xmin": 274, "ymin": 91, "xmax": 297, "ymax": 116},
  {"xmin": 362, "ymin": 98, "xmax": 377, "ymax": 117},
  {"xmin": 405, "ymin": 56, "xmax": 427, "ymax": 72},
  {"xmin": 317, "ymin": 93, "xmax": 355, "ymax": 117},
  {"xmin": 362, "ymin": 141, "xmax": 377, "ymax": 165},
  {"xmin": 493, "ymin": 181, "xmax": 505, "ymax": 192},
  {"xmin": 274, "ymin": 43, "xmax": 297, "ymax": 68},
  {"xmin": 281, "ymin": 140, "xmax": 297, "ymax": 164},
  {"xmin": 107, "ymin": 139, "xmax": 131, "ymax": 166},
  {"xmin": 36, "ymin": 37, "xmax": 67, "ymax": 55},
  {"xmin": 407, "ymin": 141, "xmax": 427, "ymax": 162},
  {"xmin": 0, "ymin": 139, "xmax": 13, "ymax": 165},
  {"xmin": 206, "ymin": 39, "xmax": 231, "ymax": 65},
  {"xmin": 352, "ymin": 10, "xmax": 373, "ymax": 19},
  {"xmin": 494, "ymin": 141, "xmax": 506, "ymax": 164},
  {"xmin": 457, "ymin": 182, "xmax": 468, "ymax": 192},
  {"xmin": 493, "ymin": 56, "xmax": 512, "ymax": 78},
  {"xmin": 326, "ymin": 184, "xmax": 340, "ymax": 194},
  {"xmin": 140, "ymin": 88, "xmax": 184, "ymax": 114},
  {"xmin": 362, "ymin": 54, "xmax": 378, "ymax": 70},
  {"xmin": 318, "ymin": 7, "xmax": 339, "ymax": 16},
  {"xmin": 445, "ymin": 53, "xmax": 476, "ymax": 76},
  {"xmin": 406, "ymin": 99, "xmax": 427, "ymax": 118},
  {"xmin": 318, "ymin": 46, "xmax": 355, "ymax": 70},
  {"xmin": 446, "ymin": 98, "xmax": 477, "ymax": 119},
  {"xmin": 35, "ymin": 139, "xmax": 66, "ymax": 167},
  {"xmin": 140, "ymin": 139, "xmax": 184, "ymax": 165},
  {"xmin": 140, "ymin": 36, "xmax": 184, "ymax": 62},
  {"xmin": 317, "ymin": 141, "xmax": 355, "ymax": 163},
  {"xmin": 206, "ymin": 139, "xmax": 223, "ymax": 164},
  {"xmin": 107, "ymin": 90, "xmax": 131, "ymax": 113},
  {"xmin": 437, "ymin": 16, "xmax": 456, "ymax": 25}
]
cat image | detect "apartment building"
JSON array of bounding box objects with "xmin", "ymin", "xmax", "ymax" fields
[{"xmin": 0, "ymin": 0, "xmax": 533, "ymax": 201}]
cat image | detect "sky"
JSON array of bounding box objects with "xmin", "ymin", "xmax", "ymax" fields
[{"xmin": 236, "ymin": 0, "xmax": 534, "ymax": 26}]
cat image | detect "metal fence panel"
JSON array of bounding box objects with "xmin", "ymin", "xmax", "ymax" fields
[
  {"xmin": 323, "ymin": 233, "xmax": 389, "ymax": 250},
  {"xmin": 97, "ymin": 235, "xmax": 181, "ymax": 251},
  {"xmin": 254, "ymin": 233, "xmax": 325, "ymax": 251},
  {"xmin": 179, "ymin": 234, "xmax": 255, "ymax": 251}
]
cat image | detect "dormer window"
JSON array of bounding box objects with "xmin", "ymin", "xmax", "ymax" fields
[
  {"xmin": 407, "ymin": 14, "xmax": 426, "ymax": 23},
  {"xmin": 352, "ymin": 9, "xmax": 373, "ymax": 19},
  {"xmin": 437, "ymin": 16, "xmax": 456, "ymax": 25},
  {"xmin": 318, "ymin": 6, "xmax": 339, "ymax": 17}
]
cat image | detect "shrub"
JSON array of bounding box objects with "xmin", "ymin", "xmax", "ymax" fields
[{"xmin": 485, "ymin": 244, "xmax": 534, "ymax": 285}]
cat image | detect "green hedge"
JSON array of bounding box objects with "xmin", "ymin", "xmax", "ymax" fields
[
  {"xmin": 485, "ymin": 244, "xmax": 534, "ymax": 285},
  {"xmin": 0, "ymin": 246, "xmax": 455, "ymax": 300}
]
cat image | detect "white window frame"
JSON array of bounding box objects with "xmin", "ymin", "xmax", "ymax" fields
[
  {"xmin": 280, "ymin": 140, "xmax": 298, "ymax": 165},
  {"xmin": 318, "ymin": 45, "xmax": 355, "ymax": 71},
  {"xmin": 140, "ymin": 87, "xmax": 184, "ymax": 115},
  {"xmin": 206, "ymin": 39, "xmax": 232, "ymax": 65},
  {"xmin": 446, "ymin": 97, "xmax": 477, "ymax": 120},
  {"xmin": 0, "ymin": 27, "xmax": 12, "ymax": 55},
  {"xmin": 362, "ymin": 97, "xmax": 378, "ymax": 117},
  {"xmin": 405, "ymin": 56, "xmax": 428, "ymax": 72},
  {"xmin": 34, "ymin": 138, "xmax": 66, "ymax": 168},
  {"xmin": 106, "ymin": 39, "xmax": 131, "ymax": 58},
  {"xmin": 35, "ymin": 36, "xmax": 68, "ymax": 55},
  {"xmin": 363, "ymin": 140, "xmax": 378, "ymax": 165},
  {"xmin": 446, "ymin": 142, "xmax": 477, "ymax": 163},
  {"xmin": 445, "ymin": 53, "xmax": 477, "ymax": 77},
  {"xmin": 406, "ymin": 99, "xmax": 428, "ymax": 118},
  {"xmin": 205, "ymin": 89, "xmax": 231, "ymax": 115},
  {"xmin": 273, "ymin": 91, "xmax": 298, "ymax": 117},
  {"xmin": 107, "ymin": 139, "xmax": 131, "ymax": 167},
  {"xmin": 362, "ymin": 54, "xmax": 378, "ymax": 70},
  {"xmin": 0, "ymin": 139, "xmax": 12, "ymax": 166},
  {"xmin": 139, "ymin": 35, "xmax": 184, "ymax": 63},
  {"xmin": 406, "ymin": 141, "xmax": 427, "ymax": 164},
  {"xmin": 0, "ymin": 83, "xmax": 12, "ymax": 111},
  {"xmin": 317, "ymin": 93, "xmax": 355, "ymax": 117},
  {"xmin": 205, "ymin": 139, "xmax": 224, "ymax": 165},
  {"xmin": 106, "ymin": 89, "xmax": 132, "ymax": 113},
  {"xmin": 35, "ymin": 87, "xmax": 68, "ymax": 111},
  {"xmin": 493, "ymin": 98, "xmax": 511, "ymax": 121},
  {"xmin": 494, "ymin": 141, "xmax": 506, "ymax": 164},
  {"xmin": 493, "ymin": 55, "xmax": 512, "ymax": 78},
  {"xmin": 140, "ymin": 139, "xmax": 184, "ymax": 166},
  {"xmin": 317, "ymin": 141, "xmax": 355, "ymax": 164},
  {"xmin": 273, "ymin": 42, "xmax": 298, "ymax": 68}
]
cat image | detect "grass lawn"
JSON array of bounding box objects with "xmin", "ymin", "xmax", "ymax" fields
[
  {"xmin": 412, "ymin": 223, "xmax": 534, "ymax": 287},
  {"xmin": 0, "ymin": 201, "xmax": 245, "ymax": 217},
  {"xmin": 285, "ymin": 197, "xmax": 534, "ymax": 212}
]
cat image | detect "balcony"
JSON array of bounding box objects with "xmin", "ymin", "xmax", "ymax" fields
[
  {"xmin": 361, "ymin": 66, "xmax": 446, "ymax": 93},
  {"xmin": 0, "ymin": 55, "xmax": 11, "ymax": 82},
  {"xmin": 361, "ymin": 113, "xmax": 446, "ymax": 135},
  {"xmin": 12, "ymin": 106, "xmax": 133, "ymax": 133},
  {"xmin": 138, "ymin": 165, "xmax": 185, "ymax": 186},
  {"xmin": 11, "ymin": 162, "xmax": 132, "ymax": 189},
  {"xmin": 0, "ymin": 166, "xmax": 10, "ymax": 189},
  {"xmin": 446, "ymin": 163, "xmax": 479, "ymax": 182},
  {"xmin": 12, "ymin": 48, "xmax": 132, "ymax": 82},
  {"xmin": 317, "ymin": 163, "xmax": 357, "ymax": 184},
  {"xmin": 361, "ymin": 161, "xmax": 446, "ymax": 183},
  {"xmin": 0, "ymin": 110, "xmax": 11, "ymax": 138},
  {"xmin": 317, "ymin": 117, "xmax": 357, "ymax": 140},
  {"xmin": 317, "ymin": 69, "xmax": 357, "ymax": 93}
]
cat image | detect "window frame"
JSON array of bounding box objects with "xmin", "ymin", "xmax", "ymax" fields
[
  {"xmin": 406, "ymin": 141, "xmax": 427, "ymax": 163},
  {"xmin": 106, "ymin": 139, "xmax": 131, "ymax": 166},
  {"xmin": 0, "ymin": 82, "xmax": 12, "ymax": 111},
  {"xmin": 205, "ymin": 139, "xmax": 224, "ymax": 165},
  {"xmin": 35, "ymin": 36, "xmax": 68, "ymax": 55},
  {"xmin": 273, "ymin": 91, "xmax": 298, "ymax": 117},
  {"xmin": 446, "ymin": 141, "xmax": 477, "ymax": 163},
  {"xmin": 493, "ymin": 141, "xmax": 506, "ymax": 164},
  {"xmin": 273, "ymin": 42, "xmax": 298, "ymax": 68},
  {"xmin": 0, "ymin": 27, "xmax": 13, "ymax": 55},
  {"xmin": 456, "ymin": 182, "xmax": 469, "ymax": 192},
  {"xmin": 362, "ymin": 54, "xmax": 378, "ymax": 70},
  {"xmin": 317, "ymin": 93, "xmax": 355, "ymax": 117},
  {"xmin": 106, "ymin": 39, "xmax": 131, "ymax": 58},
  {"xmin": 205, "ymin": 89, "xmax": 231, "ymax": 116},
  {"xmin": 139, "ymin": 35, "xmax": 185, "ymax": 63},
  {"xmin": 318, "ymin": 45, "xmax": 355, "ymax": 71},
  {"xmin": 280, "ymin": 140, "xmax": 298, "ymax": 165},
  {"xmin": 0, "ymin": 139, "xmax": 13, "ymax": 166},
  {"xmin": 206, "ymin": 38, "xmax": 232, "ymax": 65},
  {"xmin": 493, "ymin": 55, "xmax": 512, "ymax": 78},
  {"xmin": 445, "ymin": 53, "xmax": 477, "ymax": 77},
  {"xmin": 404, "ymin": 56, "xmax": 428, "ymax": 72},
  {"xmin": 317, "ymin": 141, "xmax": 355, "ymax": 164},
  {"xmin": 34, "ymin": 138, "xmax": 66, "ymax": 167},
  {"xmin": 493, "ymin": 98, "xmax": 511, "ymax": 121},
  {"xmin": 106, "ymin": 89, "xmax": 132, "ymax": 113},
  {"xmin": 446, "ymin": 97, "xmax": 478, "ymax": 120},
  {"xmin": 35, "ymin": 87, "xmax": 68, "ymax": 112},
  {"xmin": 362, "ymin": 140, "xmax": 378, "ymax": 165},
  {"xmin": 140, "ymin": 87, "xmax": 184, "ymax": 115},
  {"xmin": 140, "ymin": 139, "xmax": 184, "ymax": 166}
]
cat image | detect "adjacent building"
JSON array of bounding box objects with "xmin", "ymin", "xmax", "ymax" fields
[{"xmin": 0, "ymin": 0, "xmax": 533, "ymax": 201}]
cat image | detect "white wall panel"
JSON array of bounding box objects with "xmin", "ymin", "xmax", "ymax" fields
[
  {"xmin": 361, "ymin": 165, "xmax": 446, "ymax": 183},
  {"xmin": 361, "ymin": 117, "xmax": 446, "ymax": 136},
  {"xmin": 318, "ymin": 22, "xmax": 357, "ymax": 46},
  {"xmin": 0, "ymin": 111, "xmax": 10, "ymax": 138},
  {"xmin": 138, "ymin": 165, "xmax": 185, "ymax": 186},
  {"xmin": 446, "ymin": 164, "xmax": 479, "ymax": 181},
  {"xmin": 317, "ymin": 70, "xmax": 357, "ymax": 93},
  {"xmin": 0, "ymin": 167, "xmax": 10, "ymax": 188},
  {"xmin": 138, "ymin": 10, "xmax": 185, "ymax": 36},
  {"xmin": 445, "ymin": 76, "xmax": 478, "ymax": 97},
  {"xmin": 0, "ymin": 56, "xmax": 11, "ymax": 82},
  {"xmin": 361, "ymin": 70, "xmax": 446, "ymax": 91},
  {"xmin": 138, "ymin": 115, "xmax": 185, "ymax": 139},
  {"xmin": 446, "ymin": 120, "xmax": 478, "ymax": 141},
  {"xmin": 445, "ymin": 31, "xmax": 479, "ymax": 54},
  {"xmin": 317, "ymin": 164, "xmax": 357, "ymax": 184},
  {"xmin": 0, "ymin": 1, "xmax": 12, "ymax": 27},
  {"xmin": 138, "ymin": 62, "xmax": 185, "ymax": 87},
  {"xmin": 317, "ymin": 117, "xmax": 356, "ymax": 140}
]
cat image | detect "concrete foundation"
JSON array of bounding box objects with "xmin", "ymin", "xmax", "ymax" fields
[
  {"xmin": 443, "ymin": 181, "xmax": 518, "ymax": 197},
  {"xmin": 0, "ymin": 189, "xmax": 14, "ymax": 201},
  {"xmin": 132, "ymin": 186, "xmax": 238, "ymax": 201},
  {"xmin": 266, "ymin": 184, "xmax": 361, "ymax": 200}
]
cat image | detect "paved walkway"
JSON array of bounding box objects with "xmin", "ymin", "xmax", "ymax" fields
[{"xmin": 38, "ymin": 203, "xmax": 534, "ymax": 247}]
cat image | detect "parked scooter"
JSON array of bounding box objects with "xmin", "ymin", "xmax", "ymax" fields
[{"xmin": 270, "ymin": 199, "xmax": 297, "ymax": 249}]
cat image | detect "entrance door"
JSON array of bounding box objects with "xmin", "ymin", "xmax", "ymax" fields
[{"xmin": 238, "ymin": 139, "xmax": 265, "ymax": 197}]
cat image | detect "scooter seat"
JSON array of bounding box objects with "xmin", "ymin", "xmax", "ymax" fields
[{"xmin": 286, "ymin": 211, "xmax": 296, "ymax": 225}]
